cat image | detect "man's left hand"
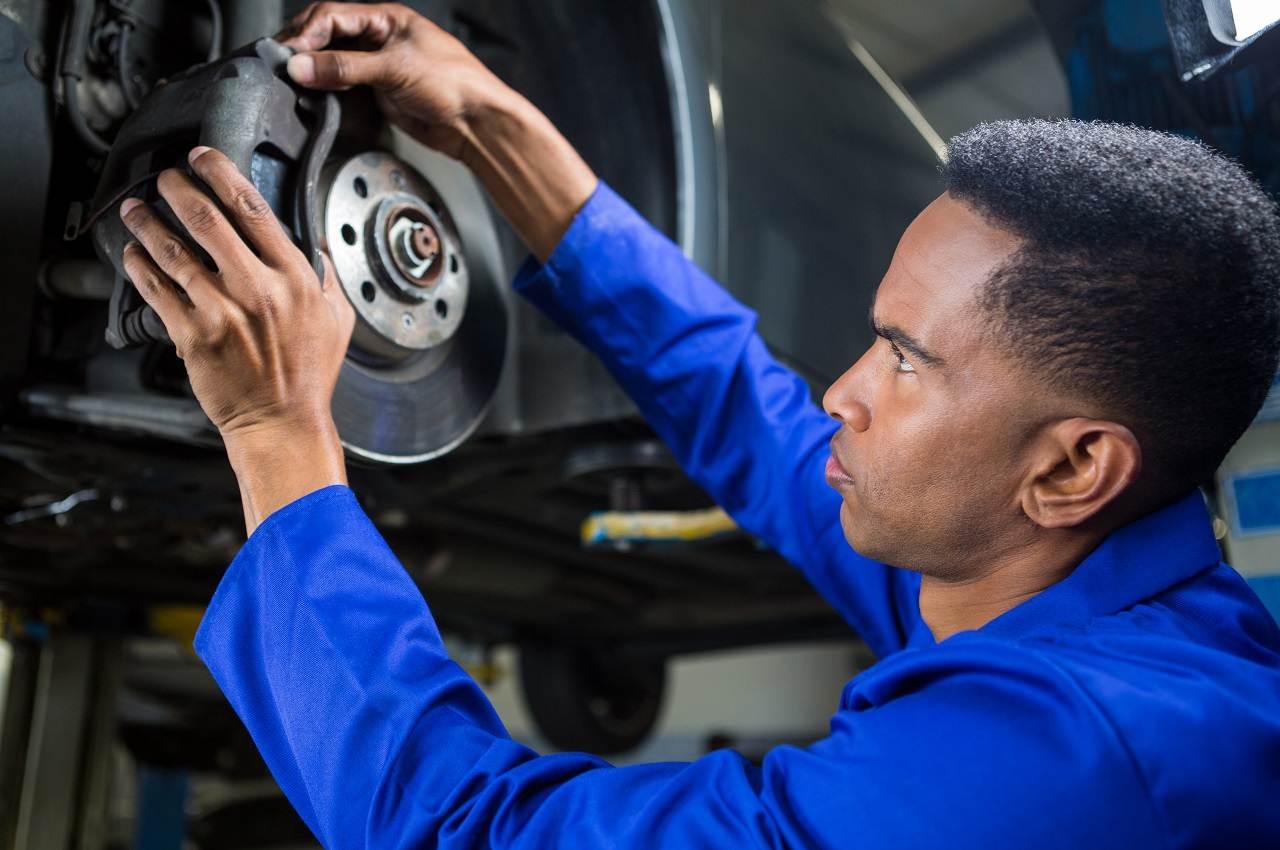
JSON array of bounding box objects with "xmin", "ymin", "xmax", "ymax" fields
[{"xmin": 120, "ymin": 146, "xmax": 357, "ymax": 533}]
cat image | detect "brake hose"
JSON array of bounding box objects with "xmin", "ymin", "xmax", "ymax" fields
[{"xmin": 59, "ymin": 0, "xmax": 111, "ymax": 155}]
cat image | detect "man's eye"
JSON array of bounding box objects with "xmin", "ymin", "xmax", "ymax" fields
[{"xmin": 889, "ymin": 342, "xmax": 915, "ymax": 373}]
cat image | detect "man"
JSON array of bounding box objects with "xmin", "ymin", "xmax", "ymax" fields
[{"xmin": 117, "ymin": 2, "xmax": 1280, "ymax": 847}]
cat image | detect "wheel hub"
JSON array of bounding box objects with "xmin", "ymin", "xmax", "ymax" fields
[
  {"xmin": 320, "ymin": 150, "xmax": 507, "ymax": 465},
  {"xmin": 325, "ymin": 152, "xmax": 468, "ymax": 360}
]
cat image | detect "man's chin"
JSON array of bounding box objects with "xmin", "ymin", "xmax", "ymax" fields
[
  {"xmin": 834, "ymin": 499, "xmax": 896, "ymax": 563},
  {"xmin": 837, "ymin": 499, "xmax": 879, "ymax": 559}
]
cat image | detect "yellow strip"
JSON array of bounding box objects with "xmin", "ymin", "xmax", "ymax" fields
[
  {"xmin": 148, "ymin": 606, "xmax": 206, "ymax": 652},
  {"xmin": 581, "ymin": 507, "xmax": 739, "ymax": 546}
]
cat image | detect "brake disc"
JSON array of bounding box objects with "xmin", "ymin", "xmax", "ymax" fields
[
  {"xmin": 87, "ymin": 38, "xmax": 508, "ymax": 465},
  {"xmin": 322, "ymin": 149, "xmax": 507, "ymax": 464}
]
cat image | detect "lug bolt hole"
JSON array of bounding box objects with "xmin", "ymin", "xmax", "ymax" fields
[
  {"xmin": 435, "ymin": 300, "xmax": 448, "ymax": 319},
  {"xmin": 341, "ymin": 224, "xmax": 357, "ymax": 245},
  {"xmin": 361, "ymin": 281, "xmax": 376, "ymax": 302},
  {"xmin": 353, "ymin": 177, "xmax": 368, "ymax": 198}
]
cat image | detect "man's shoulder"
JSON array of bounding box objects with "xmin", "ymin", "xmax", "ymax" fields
[
  {"xmin": 801, "ymin": 639, "xmax": 1158, "ymax": 850},
  {"xmin": 895, "ymin": 566, "xmax": 1280, "ymax": 846},
  {"xmin": 834, "ymin": 603, "xmax": 1280, "ymax": 845},
  {"xmin": 922, "ymin": 560, "xmax": 1280, "ymax": 749},
  {"xmin": 1043, "ymin": 560, "xmax": 1280, "ymax": 701},
  {"xmin": 1038, "ymin": 577, "xmax": 1280, "ymax": 846}
]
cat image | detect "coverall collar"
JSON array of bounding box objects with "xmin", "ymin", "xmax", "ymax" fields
[{"xmin": 908, "ymin": 489, "xmax": 1222, "ymax": 646}]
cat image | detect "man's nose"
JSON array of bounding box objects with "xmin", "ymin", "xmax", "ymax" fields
[{"xmin": 822, "ymin": 356, "xmax": 872, "ymax": 432}]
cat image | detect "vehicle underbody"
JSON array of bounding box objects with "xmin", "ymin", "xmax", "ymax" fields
[{"xmin": 0, "ymin": 0, "xmax": 949, "ymax": 762}]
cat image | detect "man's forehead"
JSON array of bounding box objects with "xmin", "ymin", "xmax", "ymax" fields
[{"xmin": 872, "ymin": 193, "xmax": 1023, "ymax": 357}]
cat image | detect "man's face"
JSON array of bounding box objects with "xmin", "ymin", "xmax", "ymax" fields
[{"xmin": 822, "ymin": 192, "xmax": 1054, "ymax": 578}]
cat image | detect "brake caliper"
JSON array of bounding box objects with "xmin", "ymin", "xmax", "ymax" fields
[{"xmin": 86, "ymin": 38, "xmax": 337, "ymax": 348}]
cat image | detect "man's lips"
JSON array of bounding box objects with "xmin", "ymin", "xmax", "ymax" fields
[{"xmin": 825, "ymin": 446, "xmax": 855, "ymax": 489}]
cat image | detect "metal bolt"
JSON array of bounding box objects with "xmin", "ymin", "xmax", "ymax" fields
[{"xmin": 412, "ymin": 222, "xmax": 441, "ymax": 261}]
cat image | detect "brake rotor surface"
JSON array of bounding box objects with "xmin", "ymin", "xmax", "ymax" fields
[{"xmin": 323, "ymin": 151, "xmax": 507, "ymax": 464}]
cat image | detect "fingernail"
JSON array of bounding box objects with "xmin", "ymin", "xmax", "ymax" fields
[
  {"xmin": 286, "ymin": 54, "xmax": 315, "ymax": 84},
  {"xmin": 119, "ymin": 198, "xmax": 142, "ymax": 218},
  {"xmin": 189, "ymin": 145, "xmax": 213, "ymax": 164}
]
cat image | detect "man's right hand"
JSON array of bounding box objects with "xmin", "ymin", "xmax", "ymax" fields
[
  {"xmin": 278, "ymin": 2, "xmax": 497, "ymax": 159},
  {"xmin": 278, "ymin": 2, "xmax": 598, "ymax": 261}
]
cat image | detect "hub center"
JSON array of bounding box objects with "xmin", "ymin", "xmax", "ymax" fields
[
  {"xmin": 323, "ymin": 151, "xmax": 470, "ymax": 359},
  {"xmin": 387, "ymin": 206, "xmax": 442, "ymax": 285}
]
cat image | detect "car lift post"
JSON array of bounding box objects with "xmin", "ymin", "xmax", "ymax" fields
[{"xmin": 0, "ymin": 623, "xmax": 122, "ymax": 850}]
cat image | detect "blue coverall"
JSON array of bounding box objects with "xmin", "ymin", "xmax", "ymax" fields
[{"xmin": 195, "ymin": 183, "xmax": 1280, "ymax": 849}]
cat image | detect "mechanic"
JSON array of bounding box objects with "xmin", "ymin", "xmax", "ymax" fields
[{"xmin": 115, "ymin": 2, "xmax": 1280, "ymax": 847}]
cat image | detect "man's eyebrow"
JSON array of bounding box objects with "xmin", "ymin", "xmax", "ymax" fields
[{"xmin": 867, "ymin": 306, "xmax": 945, "ymax": 367}]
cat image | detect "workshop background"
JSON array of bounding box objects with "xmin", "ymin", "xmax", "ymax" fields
[{"xmin": 1, "ymin": 0, "xmax": 1277, "ymax": 847}]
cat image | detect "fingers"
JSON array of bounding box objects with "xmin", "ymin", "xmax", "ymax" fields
[
  {"xmin": 279, "ymin": 2, "xmax": 398, "ymax": 53},
  {"xmin": 121, "ymin": 242, "xmax": 195, "ymax": 345},
  {"xmin": 186, "ymin": 147, "xmax": 296, "ymax": 267},
  {"xmin": 154, "ymin": 168, "xmax": 247, "ymax": 275},
  {"xmin": 119, "ymin": 198, "xmax": 218, "ymax": 307},
  {"xmin": 280, "ymin": 2, "xmax": 405, "ymax": 90},
  {"xmin": 286, "ymin": 48, "xmax": 390, "ymax": 90}
]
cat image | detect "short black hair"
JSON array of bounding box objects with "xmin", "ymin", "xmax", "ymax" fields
[{"xmin": 943, "ymin": 119, "xmax": 1280, "ymax": 495}]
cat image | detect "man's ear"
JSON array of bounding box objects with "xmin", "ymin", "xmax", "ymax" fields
[{"xmin": 1020, "ymin": 418, "xmax": 1142, "ymax": 529}]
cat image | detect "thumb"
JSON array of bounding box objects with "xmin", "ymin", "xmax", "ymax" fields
[{"xmin": 286, "ymin": 50, "xmax": 387, "ymax": 91}]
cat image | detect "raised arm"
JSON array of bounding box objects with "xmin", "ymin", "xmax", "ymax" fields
[
  {"xmin": 277, "ymin": 1, "xmax": 921, "ymax": 654},
  {"xmin": 511, "ymin": 183, "xmax": 921, "ymax": 653}
]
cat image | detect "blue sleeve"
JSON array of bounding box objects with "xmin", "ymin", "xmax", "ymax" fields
[
  {"xmin": 194, "ymin": 486, "xmax": 1160, "ymax": 850},
  {"xmin": 514, "ymin": 182, "xmax": 920, "ymax": 656}
]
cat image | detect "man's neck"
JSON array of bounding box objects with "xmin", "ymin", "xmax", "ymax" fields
[{"xmin": 918, "ymin": 531, "xmax": 1099, "ymax": 642}]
